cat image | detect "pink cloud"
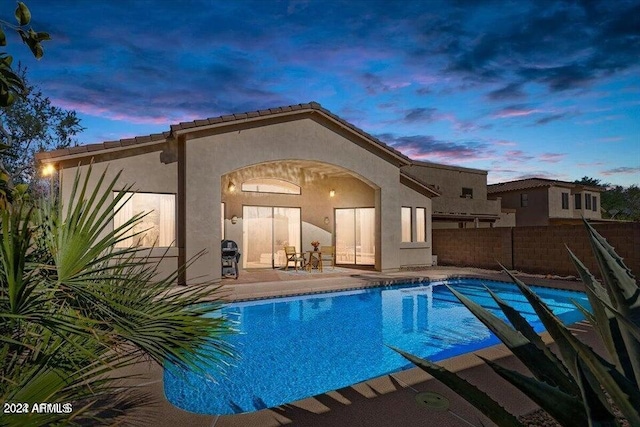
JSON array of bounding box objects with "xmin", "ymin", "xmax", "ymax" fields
[
  {"xmin": 493, "ymin": 107, "xmax": 540, "ymax": 119},
  {"xmin": 539, "ymin": 153, "xmax": 566, "ymax": 163}
]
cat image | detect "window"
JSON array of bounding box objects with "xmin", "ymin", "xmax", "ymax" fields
[
  {"xmin": 401, "ymin": 207, "xmax": 412, "ymax": 242},
  {"xmin": 592, "ymin": 196, "xmax": 598, "ymax": 212},
  {"xmin": 416, "ymin": 208, "xmax": 426, "ymax": 242},
  {"xmin": 520, "ymin": 193, "xmax": 528, "ymax": 207},
  {"xmin": 575, "ymin": 193, "xmax": 582, "ymax": 209},
  {"xmin": 461, "ymin": 187, "xmax": 473, "ymax": 199},
  {"xmin": 561, "ymin": 192, "xmax": 569, "ymax": 209},
  {"xmin": 114, "ymin": 192, "xmax": 175, "ymax": 248},
  {"xmin": 241, "ymin": 178, "xmax": 300, "ymax": 194},
  {"xmin": 585, "ymin": 193, "xmax": 592, "ymax": 210}
]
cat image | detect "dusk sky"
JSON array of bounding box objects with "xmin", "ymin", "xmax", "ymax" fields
[{"xmin": 10, "ymin": 0, "xmax": 640, "ymax": 186}]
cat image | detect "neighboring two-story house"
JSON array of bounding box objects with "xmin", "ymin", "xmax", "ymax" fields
[
  {"xmin": 488, "ymin": 178, "xmax": 603, "ymax": 226},
  {"xmin": 401, "ymin": 161, "xmax": 505, "ymax": 228}
]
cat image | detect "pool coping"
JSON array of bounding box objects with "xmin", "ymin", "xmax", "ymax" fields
[{"xmin": 124, "ymin": 268, "xmax": 594, "ymax": 426}]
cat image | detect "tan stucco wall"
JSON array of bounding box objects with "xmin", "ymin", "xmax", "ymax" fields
[
  {"xmin": 183, "ymin": 117, "xmax": 411, "ymax": 282},
  {"xmin": 572, "ymin": 190, "xmax": 602, "ymax": 220},
  {"xmin": 398, "ymin": 184, "xmax": 433, "ymax": 266},
  {"xmin": 548, "ymin": 186, "xmax": 573, "ymax": 218},
  {"xmin": 54, "ymin": 116, "xmax": 435, "ymax": 283},
  {"xmin": 496, "ymin": 186, "xmax": 602, "ymax": 227},
  {"xmin": 402, "ymin": 163, "xmax": 500, "ymax": 224},
  {"xmin": 403, "ymin": 163, "xmax": 488, "ymax": 199},
  {"xmin": 494, "ymin": 210, "xmax": 516, "ymax": 228},
  {"xmin": 58, "ymin": 145, "xmax": 180, "ymax": 278},
  {"xmin": 495, "ymin": 187, "xmax": 550, "ymax": 226}
]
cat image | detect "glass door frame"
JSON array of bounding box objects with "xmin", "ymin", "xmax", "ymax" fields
[
  {"xmin": 242, "ymin": 205, "xmax": 302, "ymax": 269},
  {"xmin": 334, "ymin": 207, "xmax": 375, "ymax": 266}
]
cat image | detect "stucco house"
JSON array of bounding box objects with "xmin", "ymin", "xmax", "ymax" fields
[
  {"xmin": 400, "ymin": 161, "xmax": 504, "ymax": 228},
  {"xmin": 488, "ymin": 178, "xmax": 603, "ymax": 227},
  {"xmin": 37, "ymin": 102, "xmax": 440, "ymax": 284}
]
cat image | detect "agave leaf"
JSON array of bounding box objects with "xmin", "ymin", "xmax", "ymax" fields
[
  {"xmin": 390, "ymin": 346, "xmax": 523, "ymax": 427},
  {"xmin": 567, "ymin": 247, "xmax": 619, "ymax": 358},
  {"xmin": 573, "ymin": 299, "xmax": 598, "ymax": 326},
  {"xmin": 587, "ymin": 293, "xmax": 640, "ymax": 343},
  {"xmin": 506, "ymin": 270, "xmax": 640, "ymax": 423},
  {"xmin": 573, "ymin": 356, "xmax": 620, "ymax": 427},
  {"xmin": 501, "ymin": 267, "xmax": 580, "ymax": 379},
  {"xmin": 478, "ymin": 356, "xmax": 587, "ymax": 427},
  {"xmin": 486, "ymin": 286, "xmax": 574, "ymax": 386},
  {"xmin": 554, "ymin": 312, "xmax": 640, "ymax": 425},
  {"xmin": 584, "ymin": 220, "xmax": 640, "ymax": 387},
  {"xmin": 583, "ymin": 218, "xmax": 636, "ymax": 283},
  {"xmin": 448, "ymin": 285, "xmax": 578, "ymax": 395}
]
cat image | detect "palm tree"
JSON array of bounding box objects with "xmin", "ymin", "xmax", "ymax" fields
[{"xmin": 0, "ymin": 166, "xmax": 233, "ymax": 426}]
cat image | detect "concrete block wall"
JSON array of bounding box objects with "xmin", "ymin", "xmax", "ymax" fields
[
  {"xmin": 432, "ymin": 228, "xmax": 513, "ymax": 270},
  {"xmin": 433, "ymin": 223, "xmax": 639, "ymax": 277},
  {"xmin": 513, "ymin": 223, "xmax": 640, "ymax": 276}
]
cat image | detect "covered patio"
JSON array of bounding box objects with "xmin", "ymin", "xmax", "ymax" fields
[{"xmin": 221, "ymin": 160, "xmax": 377, "ymax": 271}]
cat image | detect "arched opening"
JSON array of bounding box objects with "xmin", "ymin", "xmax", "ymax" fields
[{"xmin": 220, "ymin": 160, "xmax": 379, "ymax": 269}]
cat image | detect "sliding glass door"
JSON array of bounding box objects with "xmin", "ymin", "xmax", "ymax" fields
[
  {"xmin": 335, "ymin": 207, "xmax": 375, "ymax": 265},
  {"xmin": 242, "ymin": 206, "xmax": 301, "ymax": 268}
]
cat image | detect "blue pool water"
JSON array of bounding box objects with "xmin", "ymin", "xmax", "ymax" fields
[{"xmin": 164, "ymin": 278, "xmax": 590, "ymax": 415}]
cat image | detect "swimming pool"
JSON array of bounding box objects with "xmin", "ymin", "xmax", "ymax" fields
[{"xmin": 164, "ymin": 278, "xmax": 590, "ymax": 415}]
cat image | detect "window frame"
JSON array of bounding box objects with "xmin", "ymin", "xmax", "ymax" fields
[
  {"xmin": 401, "ymin": 207, "xmax": 412, "ymax": 243},
  {"xmin": 520, "ymin": 193, "xmax": 528, "ymax": 207},
  {"xmin": 461, "ymin": 187, "xmax": 473, "ymax": 199},
  {"xmin": 113, "ymin": 191, "xmax": 176, "ymax": 248},
  {"xmin": 561, "ymin": 192, "xmax": 569, "ymax": 210},
  {"xmin": 241, "ymin": 178, "xmax": 301, "ymax": 195},
  {"xmin": 585, "ymin": 193, "xmax": 592, "ymax": 210},
  {"xmin": 592, "ymin": 196, "xmax": 598, "ymax": 212},
  {"xmin": 575, "ymin": 193, "xmax": 582, "ymax": 210},
  {"xmin": 415, "ymin": 207, "xmax": 427, "ymax": 243}
]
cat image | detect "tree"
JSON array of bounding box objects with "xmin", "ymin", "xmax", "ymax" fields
[
  {"xmin": 0, "ymin": 67, "xmax": 83, "ymax": 187},
  {"xmin": 0, "ymin": 1, "xmax": 50, "ymax": 208},
  {"xmin": 0, "ymin": 2, "xmax": 49, "ymax": 107},
  {"xmin": 1, "ymin": 167, "xmax": 234, "ymax": 426},
  {"xmin": 574, "ymin": 176, "xmax": 606, "ymax": 188},
  {"xmin": 575, "ymin": 176, "xmax": 640, "ymax": 221},
  {"xmin": 603, "ymin": 184, "xmax": 640, "ymax": 221}
]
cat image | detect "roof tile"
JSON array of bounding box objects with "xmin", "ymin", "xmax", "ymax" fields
[
  {"xmin": 68, "ymin": 146, "xmax": 88, "ymax": 154},
  {"xmin": 103, "ymin": 141, "xmax": 122, "ymax": 149},
  {"xmin": 37, "ymin": 102, "xmax": 412, "ymax": 166}
]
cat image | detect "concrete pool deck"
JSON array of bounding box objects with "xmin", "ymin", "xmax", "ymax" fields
[{"xmin": 126, "ymin": 266, "xmax": 598, "ymax": 426}]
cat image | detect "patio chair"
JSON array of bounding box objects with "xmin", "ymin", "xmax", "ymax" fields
[
  {"xmin": 320, "ymin": 246, "xmax": 335, "ymax": 271},
  {"xmin": 284, "ymin": 246, "xmax": 306, "ymax": 271}
]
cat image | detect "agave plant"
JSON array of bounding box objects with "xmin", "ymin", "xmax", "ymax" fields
[
  {"xmin": 0, "ymin": 167, "xmax": 233, "ymax": 426},
  {"xmin": 392, "ymin": 220, "xmax": 640, "ymax": 427}
]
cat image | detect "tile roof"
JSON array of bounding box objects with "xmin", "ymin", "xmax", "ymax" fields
[
  {"xmin": 488, "ymin": 178, "xmax": 603, "ymax": 194},
  {"xmin": 36, "ymin": 102, "xmax": 411, "ymax": 165}
]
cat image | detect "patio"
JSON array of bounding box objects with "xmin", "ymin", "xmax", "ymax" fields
[{"xmin": 126, "ymin": 266, "xmax": 596, "ymax": 427}]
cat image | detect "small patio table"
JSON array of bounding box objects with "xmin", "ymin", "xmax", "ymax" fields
[{"xmin": 305, "ymin": 251, "xmax": 323, "ymax": 272}]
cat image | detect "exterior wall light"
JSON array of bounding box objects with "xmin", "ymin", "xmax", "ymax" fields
[
  {"xmin": 231, "ymin": 215, "xmax": 238, "ymax": 224},
  {"xmin": 324, "ymin": 217, "xmax": 330, "ymax": 225},
  {"xmin": 228, "ymin": 182, "xmax": 236, "ymax": 193},
  {"xmin": 329, "ymin": 189, "xmax": 335, "ymax": 198},
  {"xmin": 42, "ymin": 163, "xmax": 56, "ymax": 176}
]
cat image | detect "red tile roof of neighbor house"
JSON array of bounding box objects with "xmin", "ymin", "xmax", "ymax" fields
[
  {"xmin": 488, "ymin": 178, "xmax": 603, "ymax": 194},
  {"xmin": 36, "ymin": 102, "xmax": 412, "ymax": 164}
]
